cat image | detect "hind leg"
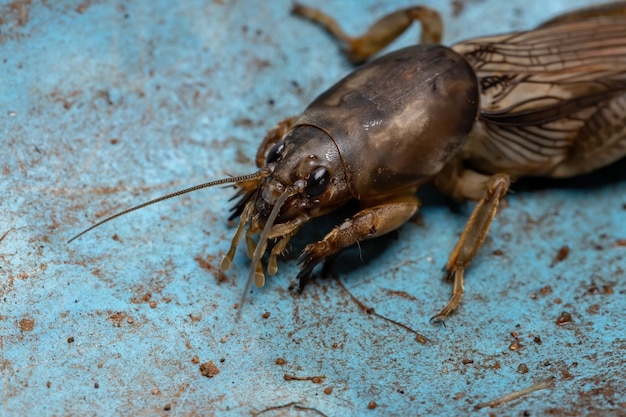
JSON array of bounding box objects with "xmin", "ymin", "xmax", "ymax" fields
[{"xmin": 292, "ymin": 3, "xmax": 442, "ymax": 63}]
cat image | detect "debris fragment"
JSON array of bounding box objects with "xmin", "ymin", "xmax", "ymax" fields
[{"xmin": 475, "ymin": 378, "xmax": 555, "ymax": 409}]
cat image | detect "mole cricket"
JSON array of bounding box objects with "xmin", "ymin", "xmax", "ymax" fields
[{"xmin": 70, "ymin": 2, "xmax": 626, "ymax": 322}]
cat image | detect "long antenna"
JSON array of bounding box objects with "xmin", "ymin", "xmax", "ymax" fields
[{"xmin": 68, "ymin": 172, "xmax": 264, "ymax": 243}]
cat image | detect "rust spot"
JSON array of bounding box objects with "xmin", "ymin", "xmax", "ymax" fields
[
  {"xmin": 194, "ymin": 255, "xmax": 228, "ymax": 283},
  {"xmin": 324, "ymin": 387, "xmax": 333, "ymax": 395},
  {"xmin": 275, "ymin": 358, "xmax": 286, "ymax": 365},
  {"xmin": 367, "ymin": 401, "xmax": 377, "ymax": 410},
  {"xmin": 131, "ymin": 292, "xmax": 152, "ymax": 304},
  {"xmin": 451, "ymin": 0, "xmax": 465, "ymax": 18},
  {"xmin": 5, "ymin": 0, "xmax": 30, "ymax": 27},
  {"xmin": 18, "ymin": 318, "xmax": 34, "ymax": 331}
]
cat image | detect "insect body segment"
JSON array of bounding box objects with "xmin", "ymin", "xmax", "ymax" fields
[
  {"xmin": 291, "ymin": 2, "xmax": 626, "ymax": 321},
  {"xmin": 71, "ymin": 3, "xmax": 626, "ymax": 323}
]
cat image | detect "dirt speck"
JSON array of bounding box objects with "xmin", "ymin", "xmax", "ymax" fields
[
  {"xmin": 551, "ymin": 245, "xmax": 569, "ymax": 266},
  {"xmin": 107, "ymin": 311, "xmax": 129, "ymax": 327},
  {"xmin": 539, "ymin": 285, "xmax": 553, "ymax": 296},
  {"xmin": 556, "ymin": 311, "xmax": 573, "ymax": 326},
  {"xmin": 18, "ymin": 318, "xmax": 34, "ymax": 331},
  {"xmin": 75, "ymin": 2, "xmax": 92, "ymax": 14},
  {"xmin": 614, "ymin": 239, "xmax": 626, "ymax": 247},
  {"xmin": 284, "ymin": 374, "xmax": 325, "ymax": 384},
  {"xmin": 199, "ymin": 361, "xmax": 220, "ymax": 378},
  {"xmin": 385, "ymin": 289, "xmax": 416, "ymax": 300}
]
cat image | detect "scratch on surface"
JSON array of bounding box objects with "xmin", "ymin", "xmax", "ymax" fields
[
  {"xmin": 252, "ymin": 401, "xmax": 329, "ymax": 417},
  {"xmin": 0, "ymin": 228, "xmax": 13, "ymax": 245},
  {"xmin": 336, "ymin": 278, "xmax": 430, "ymax": 344},
  {"xmin": 9, "ymin": 144, "xmax": 27, "ymax": 176},
  {"xmin": 1, "ymin": 336, "xmax": 6, "ymax": 412},
  {"xmin": 475, "ymin": 377, "xmax": 555, "ymax": 409}
]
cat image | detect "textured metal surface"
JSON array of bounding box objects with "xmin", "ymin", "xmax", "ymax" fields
[{"xmin": 1, "ymin": 0, "xmax": 625, "ymax": 416}]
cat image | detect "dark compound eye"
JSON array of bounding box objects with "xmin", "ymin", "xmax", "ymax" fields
[
  {"xmin": 265, "ymin": 140, "xmax": 285, "ymax": 164},
  {"xmin": 305, "ymin": 167, "xmax": 330, "ymax": 196}
]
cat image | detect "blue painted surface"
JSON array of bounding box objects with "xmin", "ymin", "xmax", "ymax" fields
[{"xmin": 1, "ymin": 0, "xmax": 625, "ymax": 415}]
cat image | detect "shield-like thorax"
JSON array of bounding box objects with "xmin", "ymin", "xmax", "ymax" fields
[{"xmin": 295, "ymin": 44, "xmax": 478, "ymax": 199}]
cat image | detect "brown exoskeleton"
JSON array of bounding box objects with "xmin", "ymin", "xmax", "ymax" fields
[{"xmin": 70, "ymin": 2, "xmax": 626, "ymax": 323}]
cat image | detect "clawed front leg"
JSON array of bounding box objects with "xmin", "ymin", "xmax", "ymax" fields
[
  {"xmin": 431, "ymin": 172, "xmax": 511, "ymax": 323},
  {"xmin": 296, "ymin": 194, "xmax": 419, "ymax": 290}
]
